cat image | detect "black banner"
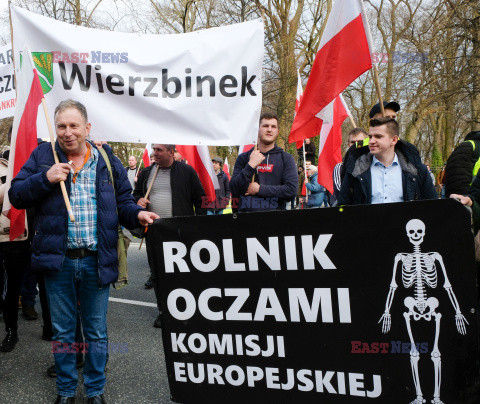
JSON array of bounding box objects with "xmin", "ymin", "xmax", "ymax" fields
[{"xmin": 149, "ymin": 199, "xmax": 478, "ymax": 403}]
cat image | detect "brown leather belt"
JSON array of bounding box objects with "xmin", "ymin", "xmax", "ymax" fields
[{"xmin": 65, "ymin": 249, "xmax": 97, "ymax": 259}]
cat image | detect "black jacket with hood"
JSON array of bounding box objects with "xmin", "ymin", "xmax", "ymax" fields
[
  {"xmin": 230, "ymin": 145, "xmax": 298, "ymax": 212},
  {"xmin": 337, "ymin": 140, "xmax": 437, "ymax": 205}
]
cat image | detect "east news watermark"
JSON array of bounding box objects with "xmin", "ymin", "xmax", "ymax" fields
[
  {"xmin": 372, "ymin": 52, "xmax": 428, "ymax": 64},
  {"xmin": 351, "ymin": 340, "xmax": 429, "ymax": 354},
  {"xmin": 51, "ymin": 341, "xmax": 129, "ymax": 354}
]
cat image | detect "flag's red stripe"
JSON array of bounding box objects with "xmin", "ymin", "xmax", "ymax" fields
[
  {"xmin": 142, "ymin": 148, "xmax": 150, "ymax": 167},
  {"xmin": 242, "ymin": 144, "xmax": 254, "ymax": 153},
  {"xmin": 176, "ymin": 145, "xmax": 216, "ymax": 203},
  {"xmin": 10, "ymin": 69, "xmax": 43, "ymax": 241},
  {"xmin": 289, "ymin": 15, "xmax": 371, "ymax": 143}
]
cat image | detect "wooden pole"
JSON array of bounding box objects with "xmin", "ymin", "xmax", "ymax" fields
[
  {"xmin": 348, "ymin": 115, "xmax": 357, "ymax": 128},
  {"xmin": 252, "ymin": 6, "xmax": 265, "ymax": 185},
  {"xmin": 138, "ymin": 164, "xmax": 160, "ymax": 250},
  {"xmin": 144, "ymin": 164, "xmax": 160, "ymax": 200},
  {"xmin": 10, "ymin": 6, "xmax": 74, "ymax": 223},
  {"xmin": 372, "ymin": 65, "xmax": 385, "ymax": 117},
  {"xmin": 136, "ymin": 158, "xmax": 143, "ymax": 177},
  {"xmin": 11, "ymin": 4, "xmax": 74, "ymax": 222},
  {"xmin": 41, "ymin": 99, "xmax": 75, "ymax": 222},
  {"xmin": 8, "ymin": 1, "xmax": 17, "ymax": 90}
]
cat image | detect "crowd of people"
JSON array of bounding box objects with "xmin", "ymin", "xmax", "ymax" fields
[{"xmin": 0, "ymin": 97, "xmax": 478, "ymax": 403}]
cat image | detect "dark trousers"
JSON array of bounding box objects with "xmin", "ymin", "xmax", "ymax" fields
[
  {"xmin": 0, "ymin": 254, "xmax": 4, "ymax": 313},
  {"xmin": 1, "ymin": 241, "xmax": 30, "ymax": 332},
  {"xmin": 146, "ymin": 236, "xmax": 161, "ymax": 312},
  {"xmin": 21, "ymin": 264, "xmax": 39, "ymax": 306}
]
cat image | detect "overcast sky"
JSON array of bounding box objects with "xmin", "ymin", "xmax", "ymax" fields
[{"xmin": 0, "ymin": 0, "xmax": 145, "ymax": 47}]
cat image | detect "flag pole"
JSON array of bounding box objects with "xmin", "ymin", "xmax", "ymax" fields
[
  {"xmin": 8, "ymin": 1, "xmax": 17, "ymax": 90},
  {"xmin": 372, "ymin": 64, "xmax": 385, "ymax": 117},
  {"xmin": 136, "ymin": 158, "xmax": 143, "ymax": 176},
  {"xmin": 302, "ymin": 141, "xmax": 308, "ymax": 205},
  {"xmin": 11, "ymin": 7, "xmax": 75, "ymax": 223},
  {"xmin": 359, "ymin": 0, "xmax": 385, "ymax": 118},
  {"xmin": 348, "ymin": 115, "xmax": 357, "ymax": 128},
  {"xmin": 249, "ymin": 7, "xmax": 267, "ymax": 185},
  {"xmin": 41, "ymin": 98, "xmax": 75, "ymax": 222},
  {"xmin": 138, "ymin": 164, "xmax": 160, "ymax": 250}
]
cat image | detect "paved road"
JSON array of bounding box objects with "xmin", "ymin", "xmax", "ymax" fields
[{"xmin": 0, "ymin": 241, "xmax": 172, "ymax": 404}]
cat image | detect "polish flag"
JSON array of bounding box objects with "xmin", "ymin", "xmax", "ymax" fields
[
  {"xmin": 295, "ymin": 69, "xmax": 303, "ymax": 114},
  {"xmin": 223, "ymin": 156, "xmax": 231, "ymax": 180},
  {"xmin": 176, "ymin": 145, "xmax": 219, "ymax": 203},
  {"xmin": 295, "ymin": 70, "xmax": 305, "ymax": 149},
  {"xmin": 316, "ymin": 94, "xmax": 349, "ymax": 194},
  {"xmin": 3, "ymin": 45, "xmax": 44, "ymax": 241},
  {"xmin": 238, "ymin": 143, "xmax": 255, "ymax": 155},
  {"xmin": 142, "ymin": 144, "xmax": 152, "ymax": 167},
  {"xmin": 289, "ymin": 0, "xmax": 373, "ymax": 144}
]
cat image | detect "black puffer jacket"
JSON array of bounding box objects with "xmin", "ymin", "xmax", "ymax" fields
[
  {"xmin": 338, "ymin": 140, "xmax": 437, "ymax": 205},
  {"xmin": 445, "ymin": 131, "xmax": 480, "ymax": 197}
]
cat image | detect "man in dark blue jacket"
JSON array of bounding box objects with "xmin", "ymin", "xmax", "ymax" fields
[
  {"xmin": 230, "ymin": 113, "xmax": 298, "ymax": 212},
  {"xmin": 9, "ymin": 99, "xmax": 158, "ymax": 404},
  {"xmin": 338, "ymin": 117, "xmax": 437, "ymax": 205}
]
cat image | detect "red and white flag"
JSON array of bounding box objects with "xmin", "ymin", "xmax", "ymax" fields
[
  {"xmin": 295, "ymin": 69, "xmax": 303, "ymax": 114},
  {"xmin": 289, "ymin": 0, "xmax": 373, "ymax": 145},
  {"xmin": 176, "ymin": 145, "xmax": 219, "ymax": 203},
  {"xmin": 238, "ymin": 143, "xmax": 255, "ymax": 155},
  {"xmin": 295, "ymin": 70, "xmax": 305, "ymax": 149},
  {"xmin": 142, "ymin": 144, "xmax": 153, "ymax": 167},
  {"xmin": 223, "ymin": 156, "xmax": 231, "ymax": 180},
  {"xmin": 316, "ymin": 94, "xmax": 349, "ymax": 194},
  {"xmin": 3, "ymin": 45, "xmax": 44, "ymax": 241}
]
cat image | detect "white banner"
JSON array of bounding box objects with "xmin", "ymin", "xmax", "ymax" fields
[
  {"xmin": 11, "ymin": 6, "xmax": 264, "ymax": 146},
  {"xmin": 0, "ymin": 44, "xmax": 15, "ymax": 120}
]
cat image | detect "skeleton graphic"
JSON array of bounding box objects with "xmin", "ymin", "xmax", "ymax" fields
[{"xmin": 379, "ymin": 219, "xmax": 468, "ymax": 404}]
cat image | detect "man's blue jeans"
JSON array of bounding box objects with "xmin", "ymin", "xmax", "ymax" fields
[{"xmin": 44, "ymin": 255, "xmax": 109, "ymax": 398}]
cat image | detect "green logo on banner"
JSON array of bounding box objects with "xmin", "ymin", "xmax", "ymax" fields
[{"xmin": 31, "ymin": 52, "xmax": 54, "ymax": 94}]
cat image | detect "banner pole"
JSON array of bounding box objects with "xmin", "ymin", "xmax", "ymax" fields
[
  {"xmin": 41, "ymin": 99, "xmax": 75, "ymax": 222},
  {"xmin": 372, "ymin": 64, "xmax": 385, "ymax": 117},
  {"xmin": 138, "ymin": 164, "xmax": 160, "ymax": 250}
]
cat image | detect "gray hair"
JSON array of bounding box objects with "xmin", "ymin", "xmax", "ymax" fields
[{"xmin": 54, "ymin": 99, "xmax": 88, "ymax": 123}]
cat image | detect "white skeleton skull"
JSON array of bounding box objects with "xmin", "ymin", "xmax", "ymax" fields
[{"xmin": 406, "ymin": 219, "xmax": 425, "ymax": 246}]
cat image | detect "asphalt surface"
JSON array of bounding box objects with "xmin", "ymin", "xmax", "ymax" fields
[{"xmin": 0, "ymin": 240, "xmax": 171, "ymax": 404}]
